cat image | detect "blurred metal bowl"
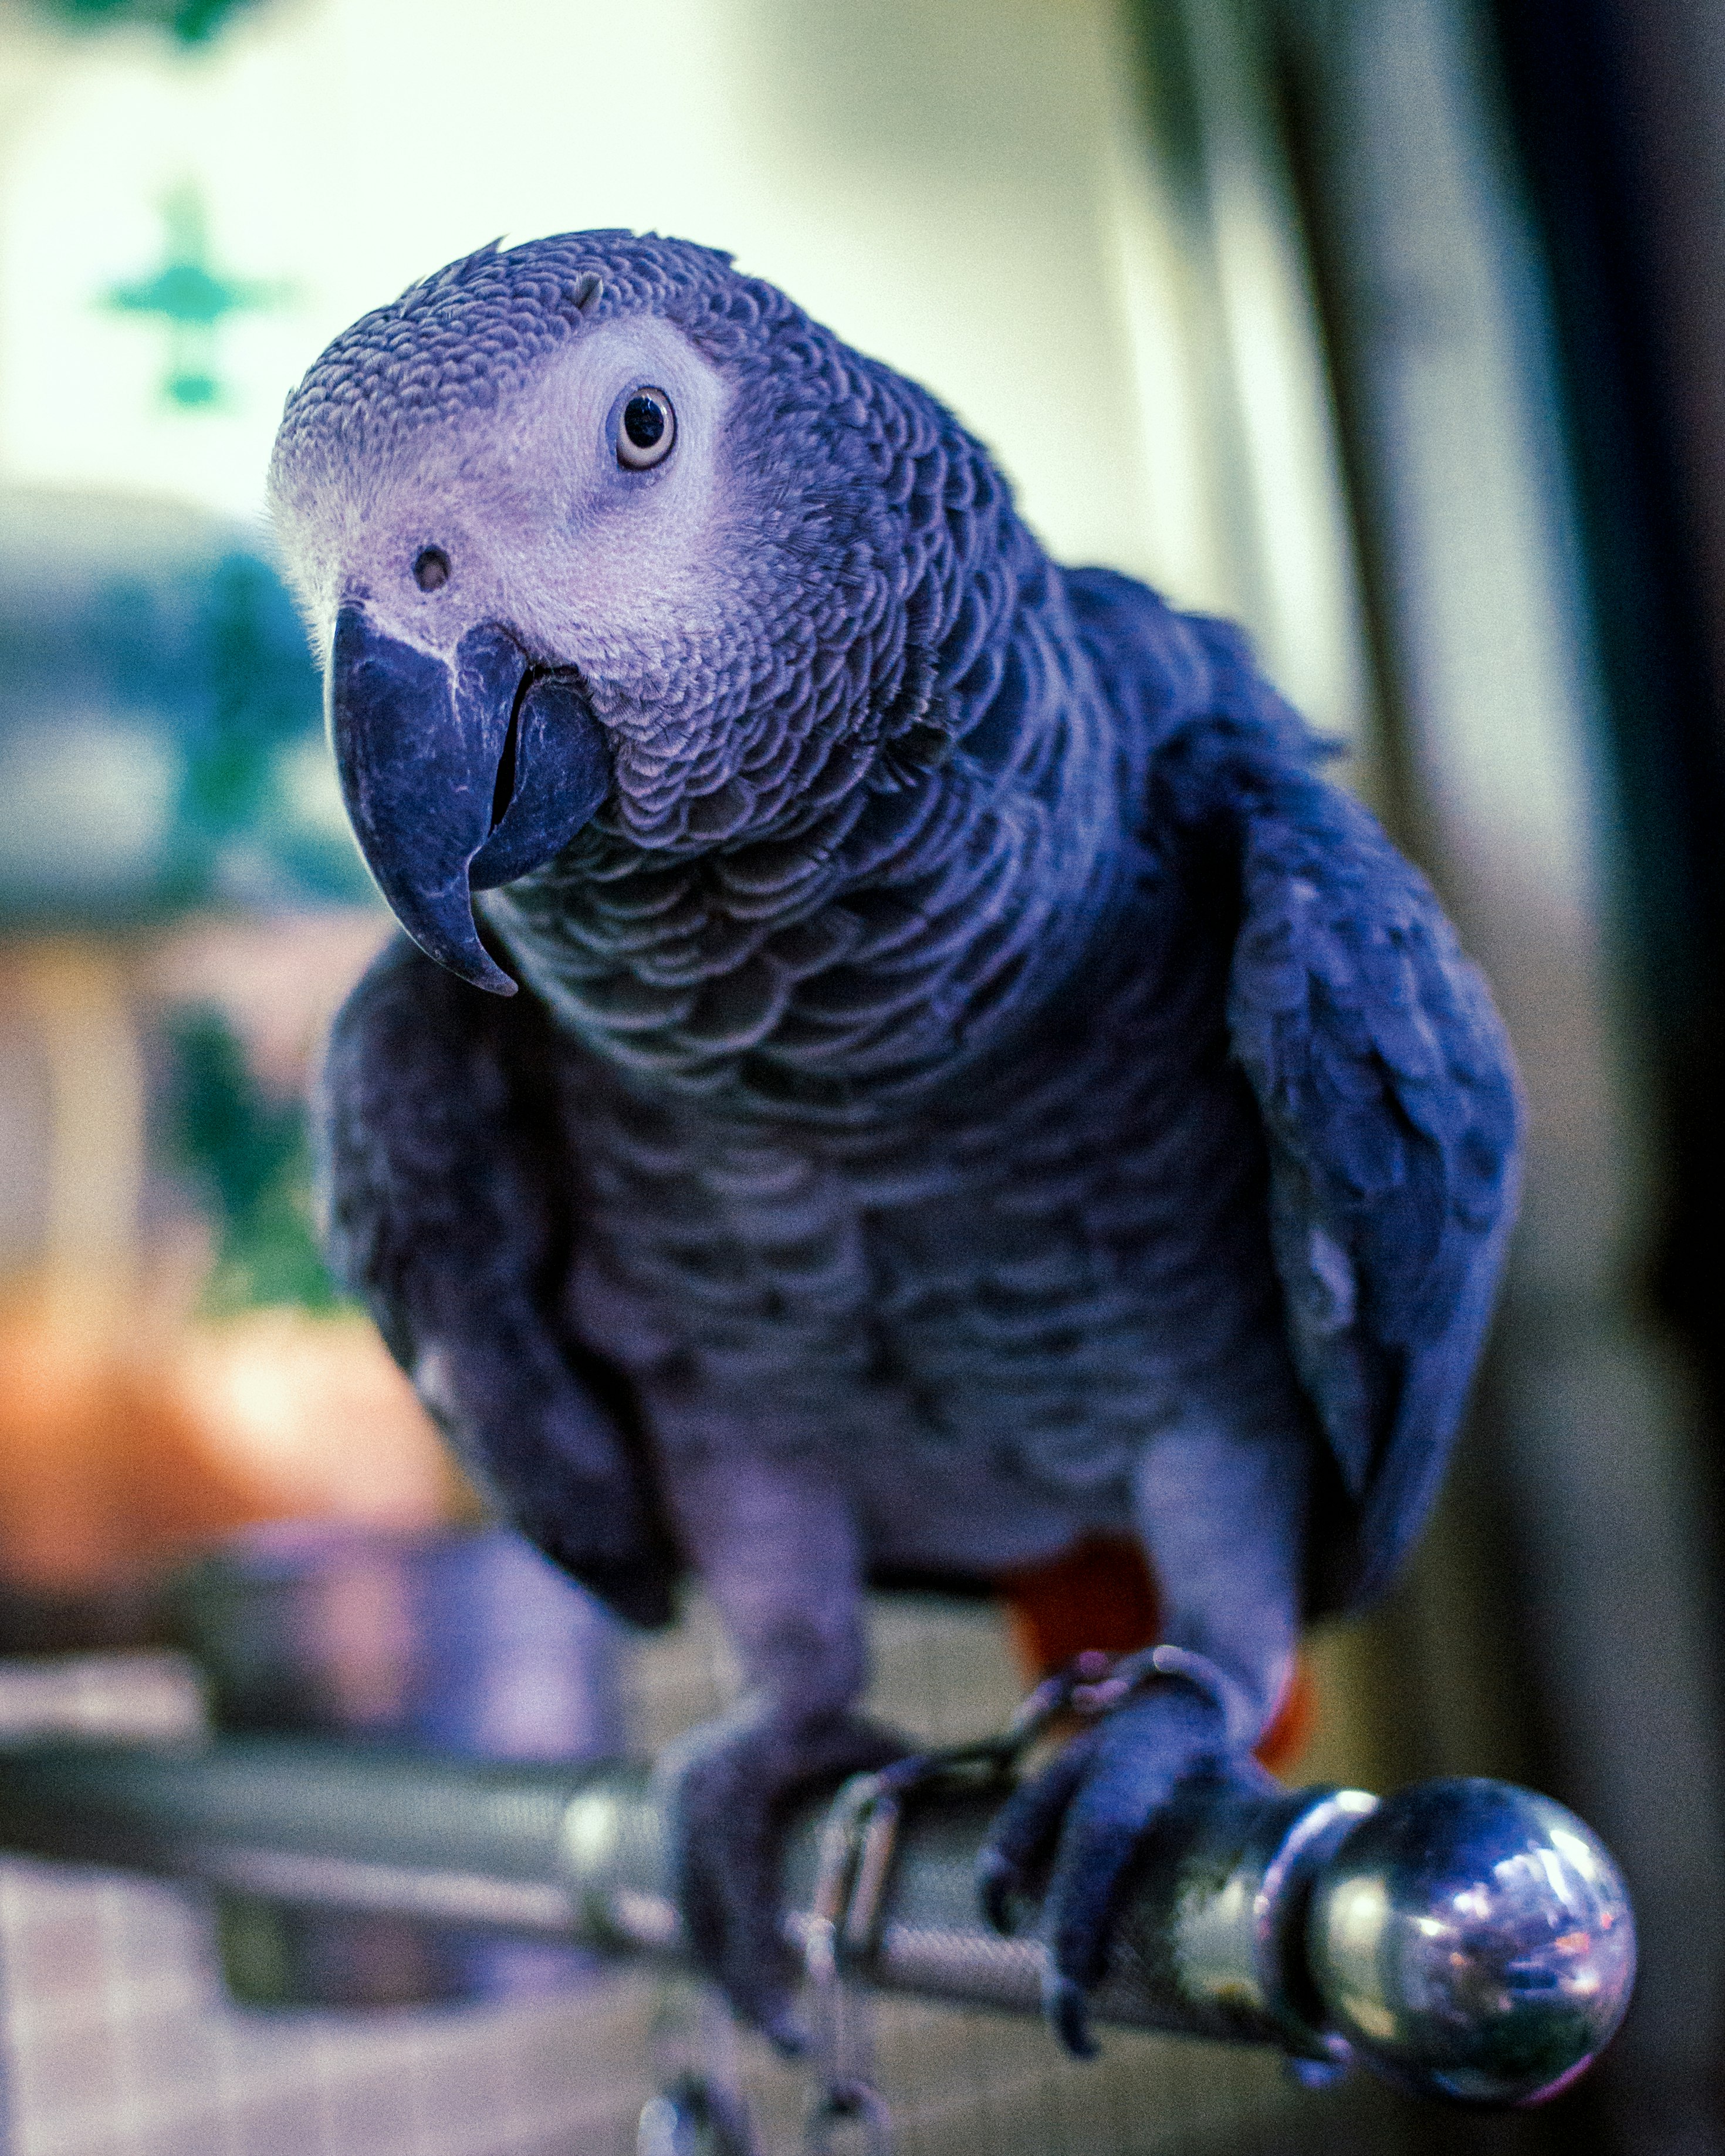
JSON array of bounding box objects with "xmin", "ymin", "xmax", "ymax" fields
[{"xmin": 166, "ymin": 1521, "xmax": 624, "ymax": 2007}]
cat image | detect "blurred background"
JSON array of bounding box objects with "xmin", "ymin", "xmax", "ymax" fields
[{"xmin": 0, "ymin": 0, "xmax": 1722, "ymax": 2151}]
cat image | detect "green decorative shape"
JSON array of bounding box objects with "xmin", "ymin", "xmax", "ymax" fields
[
  {"xmin": 29, "ymin": 0, "xmax": 265, "ymax": 48},
  {"xmin": 104, "ymin": 187, "xmax": 292, "ymax": 412}
]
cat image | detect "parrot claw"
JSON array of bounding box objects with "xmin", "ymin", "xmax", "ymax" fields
[
  {"xmin": 975, "ymin": 1847, "xmax": 1017, "ymax": 1937},
  {"xmin": 973, "ymin": 1672, "xmax": 1239, "ymax": 2058},
  {"xmin": 656, "ymin": 1707, "xmax": 906, "ymax": 2039},
  {"xmin": 762, "ymin": 2005, "xmax": 811, "ymax": 2060},
  {"xmin": 1045, "ymin": 1974, "xmax": 1100, "ymax": 2060}
]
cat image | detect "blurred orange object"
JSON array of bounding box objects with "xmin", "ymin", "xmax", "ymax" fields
[
  {"xmin": 996, "ymin": 1533, "xmax": 1316, "ymax": 1778},
  {"xmin": 0, "ymin": 933, "xmax": 465, "ymax": 1599},
  {"xmin": 0, "ymin": 1278, "xmax": 466, "ymax": 1595}
]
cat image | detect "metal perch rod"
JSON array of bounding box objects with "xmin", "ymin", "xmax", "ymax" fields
[{"xmin": 0, "ymin": 1735, "xmax": 1633, "ymax": 2107}]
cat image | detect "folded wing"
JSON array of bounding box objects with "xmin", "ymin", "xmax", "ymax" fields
[
  {"xmin": 1071, "ymin": 569, "xmax": 1522, "ymax": 1614},
  {"xmin": 319, "ymin": 935, "xmax": 678, "ymax": 1627}
]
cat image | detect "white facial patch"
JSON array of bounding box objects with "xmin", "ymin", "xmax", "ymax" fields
[{"xmin": 270, "ymin": 316, "xmax": 733, "ymax": 686}]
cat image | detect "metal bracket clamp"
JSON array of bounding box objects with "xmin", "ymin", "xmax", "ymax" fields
[
  {"xmin": 797, "ymin": 1654, "xmax": 1115, "ymax": 2151},
  {"xmin": 806, "ymin": 1649, "xmax": 1140, "ymax": 1981}
]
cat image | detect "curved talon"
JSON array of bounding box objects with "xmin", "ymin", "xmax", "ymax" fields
[
  {"xmin": 1046, "ymin": 1973, "xmax": 1100, "ymax": 2061},
  {"xmin": 976, "ymin": 1848, "xmax": 1018, "ymax": 1936},
  {"xmin": 972, "ymin": 1731, "xmax": 1096, "ymax": 1934},
  {"xmin": 764, "ymin": 2006, "xmax": 811, "ymax": 2060}
]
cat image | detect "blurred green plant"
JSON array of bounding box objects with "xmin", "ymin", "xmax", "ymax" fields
[
  {"xmin": 80, "ymin": 544, "xmax": 368, "ymax": 916},
  {"xmin": 163, "ymin": 1006, "xmax": 340, "ymax": 1314},
  {"xmin": 29, "ymin": 0, "xmax": 268, "ymax": 46}
]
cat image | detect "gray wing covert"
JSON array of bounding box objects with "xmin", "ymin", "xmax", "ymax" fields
[
  {"xmin": 317, "ymin": 934, "xmax": 678, "ymax": 1628},
  {"xmin": 1070, "ymin": 563, "xmax": 1524, "ymax": 1617},
  {"xmin": 1188, "ymin": 627, "xmax": 1523, "ymax": 1612}
]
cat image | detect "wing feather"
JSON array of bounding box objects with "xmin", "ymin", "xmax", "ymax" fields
[
  {"xmin": 1200, "ymin": 619, "xmax": 1521, "ymax": 1605},
  {"xmin": 319, "ymin": 934, "xmax": 679, "ymax": 1627},
  {"xmin": 1070, "ymin": 570, "xmax": 1521, "ymax": 1611}
]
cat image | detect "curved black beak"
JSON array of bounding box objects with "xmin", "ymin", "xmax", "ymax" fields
[{"xmin": 328, "ymin": 605, "xmax": 610, "ymax": 994}]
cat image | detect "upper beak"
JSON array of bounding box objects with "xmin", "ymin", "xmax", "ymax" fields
[{"xmin": 328, "ymin": 605, "xmax": 610, "ymax": 994}]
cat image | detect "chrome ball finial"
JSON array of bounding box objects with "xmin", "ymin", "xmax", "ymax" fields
[{"xmin": 1307, "ymin": 1778, "xmax": 1636, "ymax": 2105}]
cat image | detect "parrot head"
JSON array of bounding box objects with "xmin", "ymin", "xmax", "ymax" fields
[{"xmin": 269, "ymin": 233, "xmax": 978, "ymax": 994}]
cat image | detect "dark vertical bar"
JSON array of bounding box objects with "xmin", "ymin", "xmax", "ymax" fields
[{"xmin": 1487, "ymin": 0, "xmax": 1725, "ymax": 1461}]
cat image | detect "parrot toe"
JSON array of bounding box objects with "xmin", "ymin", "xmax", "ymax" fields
[
  {"xmin": 976, "ymin": 1674, "xmax": 1249, "ymax": 2057},
  {"xmin": 657, "ymin": 1707, "xmax": 907, "ymax": 2042},
  {"xmin": 975, "ymin": 1727, "xmax": 1097, "ymax": 1935}
]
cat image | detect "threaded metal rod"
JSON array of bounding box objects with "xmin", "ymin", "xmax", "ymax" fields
[{"xmin": 0, "ymin": 1736, "xmax": 1632, "ymax": 2105}]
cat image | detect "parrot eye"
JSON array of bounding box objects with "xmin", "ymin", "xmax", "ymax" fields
[
  {"xmin": 616, "ymin": 387, "xmax": 676, "ymax": 471},
  {"xmin": 413, "ymin": 547, "xmax": 451, "ymax": 592}
]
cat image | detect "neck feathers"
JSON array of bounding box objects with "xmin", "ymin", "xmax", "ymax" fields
[{"xmin": 488, "ymin": 440, "xmax": 1138, "ymax": 1113}]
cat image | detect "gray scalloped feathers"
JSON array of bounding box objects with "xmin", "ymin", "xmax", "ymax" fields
[
  {"xmin": 316, "ymin": 238, "xmax": 1132, "ymax": 1106},
  {"xmin": 275, "ymin": 240, "xmax": 632, "ymax": 463},
  {"xmin": 306, "ymin": 232, "xmax": 1520, "ymax": 1616}
]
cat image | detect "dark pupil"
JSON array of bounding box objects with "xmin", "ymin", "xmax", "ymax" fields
[
  {"xmin": 413, "ymin": 547, "xmax": 449, "ymax": 591},
  {"xmin": 624, "ymin": 395, "xmax": 665, "ymax": 449}
]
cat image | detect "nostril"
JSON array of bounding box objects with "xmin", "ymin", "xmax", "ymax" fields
[{"xmin": 413, "ymin": 547, "xmax": 450, "ymax": 593}]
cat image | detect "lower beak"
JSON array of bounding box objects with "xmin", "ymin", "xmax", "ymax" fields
[{"xmin": 328, "ymin": 605, "xmax": 610, "ymax": 993}]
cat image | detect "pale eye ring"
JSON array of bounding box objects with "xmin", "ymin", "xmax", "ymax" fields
[{"xmin": 616, "ymin": 387, "xmax": 676, "ymax": 471}]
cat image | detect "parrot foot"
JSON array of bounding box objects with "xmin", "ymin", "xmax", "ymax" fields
[
  {"xmin": 976, "ymin": 1652, "xmax": 1274, "ymax": 2059},
  {"xmin": 656, "ymin": 1707, "xmax": 907, "ymax": 2049}
]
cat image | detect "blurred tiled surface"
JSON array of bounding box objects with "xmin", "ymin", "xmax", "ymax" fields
[{"xmin": 0, "ymin": 1603, "xmax": 1403, "ymax": 2156}]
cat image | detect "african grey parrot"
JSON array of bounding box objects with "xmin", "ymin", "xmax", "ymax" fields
[{"xmin": 269, "ymin": 231, "xmax": 1521, "ymax": 2055}]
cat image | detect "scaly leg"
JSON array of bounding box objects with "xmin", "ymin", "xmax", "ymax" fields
[
  {"xmin": 976, "ymin": 1421, "xmax": 1308, "ymax": 2055},
  {"xmin": 652, "ymin": 1444, "xmax": 904, "ymax": 2048}
]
